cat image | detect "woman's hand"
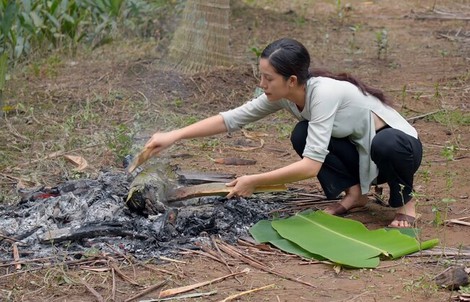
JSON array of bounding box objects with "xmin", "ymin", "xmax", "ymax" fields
[
  {"xmin": 225, "ymin": 175, "xmax": 257, "ymax": 199},
  {"xmin": 144, "ymin": 131, "xmax": 179, "ymax": 157}
]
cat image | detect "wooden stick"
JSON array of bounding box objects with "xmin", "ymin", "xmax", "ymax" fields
[
  {"xmin": 445, "ymin": 219, "xmax": 470, "ymax": 226},
  {"xmin": 158, "ymin": 269, "xmax": 249, "ymax": 299},
  {"xmin": 111, "ymin": 267, "xmax": 116, "ymax": 302},
  {"xmin": 218, "ymin": 284, "xmax": 275, "ymax": 302},
  {"xmin": 406, "ymin": 248, "xmax": 470, "ymax": 257},
  {"xmin": 124, "ymin": 280, "xmax": 168, "ymax": 302},
  {"xmin": 414, "ymin": 14, "xmax": 470, "ymax": 21},
  {"xmin": 140, "ymin": 290, "xmax": 217, "ymax": 301},
  {"xmin": 12, "ymin": 243, "xmax": 21, "ymax": 270},
  {"xmin": 406, "ymin": 109, "xmax": 442, "ymax": 122},
  {"xmin": 158, "ymin": 256, "xmax": 186, "ymax": 264},
  {"xmin": 447, "ymin": 216, "xmax": 470, "ymax": 221}
]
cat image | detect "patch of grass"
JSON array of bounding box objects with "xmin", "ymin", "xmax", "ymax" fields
[
  {"xmin": 27, "ymin": 54, "xmax": 64, "ymax": 79},
  {"xmin": 403, "ymin": 275, "xmax": 439, "ymax": 297},
  {"xmin": 426, "ymin": 109, "xmax": 470, "ymax": 126}
]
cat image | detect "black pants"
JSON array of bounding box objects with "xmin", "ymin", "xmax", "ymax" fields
[{"xmin": 290, "ymin": 121, "xmax": 422, "ymax": 208}]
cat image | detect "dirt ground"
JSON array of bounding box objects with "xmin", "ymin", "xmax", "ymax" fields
[{"xmin": 1, "ymin": 0, "xmax": 469, "ymax": 301}]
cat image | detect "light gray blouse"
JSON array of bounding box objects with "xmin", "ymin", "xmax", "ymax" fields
[{"xmin": 220, "ymin": 76, "xmax": 418, "ymax": 194}]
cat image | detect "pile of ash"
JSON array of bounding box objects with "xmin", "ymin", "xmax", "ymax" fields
[{"xmin": 0, "ymin": 171, "xmax": 285, "ymax": 260}]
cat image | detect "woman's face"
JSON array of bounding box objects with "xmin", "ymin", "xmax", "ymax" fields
[{"xmin": 258, "ymin": 58, "xmax": 290, "ymax": 101}]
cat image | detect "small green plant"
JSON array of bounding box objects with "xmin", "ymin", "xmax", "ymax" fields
[
  {"xmin": 348, "ymin": 24, "xmax": 362, "ymax": 53},
  {"xmin": 441, "ymin": 143, "xmax": 457, "ymax": 161},
  {"xmin": 375, "ymin": 28, "xmax": 388, "ymax": 59},
  {"xmin": 433, "ymin": 143, "xmax": 458, "ymax": 226},
  {"xmin": 434, "ymin": 82, "xmax": 441, "ymax": 98},
  {"xmin": 199, "ymin": 138, "xmax": 220, "ymax": 150},
  {"xmin": 173, "ymin": 97, "xmax": 183, "ymax": 108},
  {"xmin": 439, "ymin": 49, "xmax": 448, "ymax": 57},
  {"xmin": 335, "ymin": 0, "xmax": 345, "ymax": 22},
  {"xmin": 460, "ymin": 285, "xmax": 470, "ymax": 295},
  {"xmin": 250, "ymin": 46, "xmax": 262, "ymax": 59},
  {"xmin": 400, "ymin": 84, "xmax": 407, "ymax": 107},
  {"xmin": 180, "ymin": 115, "xmax": 199, "ymax": 127},
  {"xmin": 419, "ymin": 169, "xmax": 431, "ymax": 184},
  {"xmin": 106, "ymin": 123, "xmax": 133, "ymax": 161}
]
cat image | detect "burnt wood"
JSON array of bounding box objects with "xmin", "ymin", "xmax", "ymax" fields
[{"xmin": 126, "ymin": 159, "xmax": 287, "ymax": 216}]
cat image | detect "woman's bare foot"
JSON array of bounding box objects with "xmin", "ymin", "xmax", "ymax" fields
[
  {"xmin": 388, "ymin": 199, "xmax": 417, "ymax": 228},
  {"xmin": 324, "ymin": 184, "xmax": 369, "ymax": 215}
]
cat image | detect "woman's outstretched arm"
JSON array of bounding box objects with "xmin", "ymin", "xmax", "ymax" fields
[{"xmin": 144, "ymin": 114, "xmax": 227, "ymax": 157}]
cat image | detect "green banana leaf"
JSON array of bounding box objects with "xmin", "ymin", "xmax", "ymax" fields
[
  {"xmin": 251, "ymin": 211, "xmax": 438, "ymax": 268},
  {"xmin": 250, "ymin": 220, "xmax": 326, "ymax": 260}
]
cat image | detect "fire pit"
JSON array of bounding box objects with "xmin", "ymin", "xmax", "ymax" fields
[{"xmin": 0, "ymin": 170, "xmax": 287, "ymax": 261}]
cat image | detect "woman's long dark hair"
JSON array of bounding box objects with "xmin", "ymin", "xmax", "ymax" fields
[
  {"xmin": 261, "ymin": 38, "xmax": 391, "ymax": 106},
  {"xmin": 309, "ymin": 68, "xmax": 391, "ymax": 105}
]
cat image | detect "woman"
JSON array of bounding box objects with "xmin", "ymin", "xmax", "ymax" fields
[{"xmin": 145, "ymin": 38, "xmax": 422, "ymax": 228}]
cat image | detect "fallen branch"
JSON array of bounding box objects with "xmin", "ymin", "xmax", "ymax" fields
[
  {"xmin": 158, "ymin": 269, "xmax": 249, "ymax": 299},
  {"xmin": 124, "ymin": 280, "xmax": 168, "ymax": 302}
]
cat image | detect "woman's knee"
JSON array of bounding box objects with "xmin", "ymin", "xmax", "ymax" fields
[
  {"xmin": 371, "ymin": 129, "xmax": 402, "ymax": 161},
  {"xmin": 290, "ymin": 120, "xmax": 308, "ymax": 157}
]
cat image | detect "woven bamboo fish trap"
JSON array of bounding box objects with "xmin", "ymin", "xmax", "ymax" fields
[{"xmin": 166, "ymin": 0, "xmax": 233, "ymax": 74}]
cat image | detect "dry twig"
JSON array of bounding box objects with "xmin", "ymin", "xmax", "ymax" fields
[
  {"xmin": 108, "ymin": 262, "xmax": 141, "ymax": 287},
  {"xmin": 81, "ymin": 278, "xmax": 105, "ymax": 302},
  {"xmin": 158, "ymin": 269, "xmax": 249, "ymax": 299},
  {"xmin": 217, "ymin": 283, "xmax": 275, "ymax": 302},
  {"xmin": 124, "ymin": 280, "xmax": 168, "ymax": 302}
]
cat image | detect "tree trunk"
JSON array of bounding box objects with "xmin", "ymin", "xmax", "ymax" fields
[{"xmin": 166, "ymin": 0, "xmax": 232, "ymax": 74}]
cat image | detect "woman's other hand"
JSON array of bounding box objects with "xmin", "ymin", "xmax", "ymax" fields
[{"xmin": 225, "ymin": 175, "xmax": 257, "ymax": 199}]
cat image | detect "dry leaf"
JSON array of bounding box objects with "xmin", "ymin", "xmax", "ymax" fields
[
  {"xmin": 127, "ymin": 147, "xmax": 153, "ymax": 173},
  {"xmin": 64, "ymin": 155, "xmax": 88, "ymax": 171}
]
